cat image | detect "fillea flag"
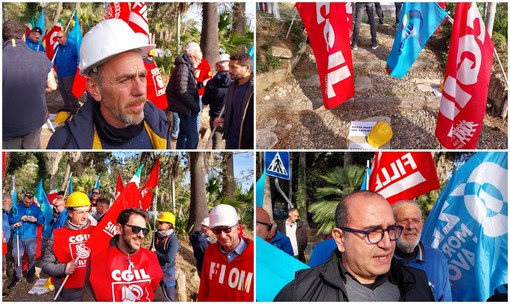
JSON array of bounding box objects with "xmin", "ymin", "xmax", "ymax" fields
[{"xmin": 421, "ymin": 152, "xmax": 508, "ymax": 301}]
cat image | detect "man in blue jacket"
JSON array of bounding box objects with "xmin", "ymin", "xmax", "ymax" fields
[
  {"xmin": 2, "ymin": 195, "xmax": 13, "ymax": 280},
  {"xmin": 8, "ymin": 192, "xmax": 43, "ymax": 288},
  {"xmin": 54, "ymin": 31, "xmax": 80, "ymax": 111},
  {"xmin": 25, "ymin": 27, "xmax": 45, "ymax": 52}
]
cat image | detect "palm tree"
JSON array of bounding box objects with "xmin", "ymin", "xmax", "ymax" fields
[{"xmin": 308, "ymin": 165, "xmax": 365, "ymax": 236}]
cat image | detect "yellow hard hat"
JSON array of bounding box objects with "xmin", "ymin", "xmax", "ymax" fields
[
  {"xmin": 66, "ymin": 192, "xmax": 91, "ymax": 208},
  {"xmin": 148, "ymin": 49, "xmax": 155, "ymax": 57},
  {"xmin": 367, "ymin": 121, "xmax": 393, "ymax": 148},
  {"xmin": 157, "ymin": 212, "xmax": 176, "ymax": 225}
]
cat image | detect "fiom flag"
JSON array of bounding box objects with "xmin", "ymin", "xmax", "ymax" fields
[
  {"xmin": 34, "ymin": 180, "xmax": 54, "ymax": 240},
  {"xmin": 87, "ymin": 165, "xmax": 144, "ymax": 254},
  {"xmin": 435, "ymin": 3, "xmax": 494, "ymax": 149},
  {"xmin": 386, "ymin": 2, "xmax": 447, "ymax": 78},
  {"xmin": 256, "ymin": 236, "xmax": 308, "ymax": 301},
  {"xmin": 421, "ymin": 152, "xmax": 508, "ymax": 301},
  {"xmin": 296, "ymin": 2, "xmax": 354, "ymax": 109},
  {"xmin": 369, "ymin": 152, "xmax": 440, "ymax": 204},
  {"xmin": 44, "ymin": 19, "xmax": 62, "ymax": 62}
]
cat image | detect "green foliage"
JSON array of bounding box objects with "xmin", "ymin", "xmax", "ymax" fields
[{"xmin": 309, "ymin": 165, "xmax": 365, "ymax": 236}]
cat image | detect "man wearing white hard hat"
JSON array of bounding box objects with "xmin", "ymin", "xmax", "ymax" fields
[
  {"xmin": 189, "ymin": 217, "xmax": 213, "ymax": 276},
  {"xmin": 202, "ymin": 53, "xmax": 231, "ymax": 149},
  {"xmin": 166, "ymin": 42, "xmax": 202, "ymax": 149},
  {"xmin": 47, "ymin": 19, "xmax": 171, "ymax": 149},
  {"xmin": 198, "ymin": 204, "xmax": 254, "ymax": 301}
]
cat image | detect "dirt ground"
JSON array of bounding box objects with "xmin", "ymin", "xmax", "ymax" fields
[{"xmin": 2, "ymin": 234, "xmax": 201, "ymax": 301}]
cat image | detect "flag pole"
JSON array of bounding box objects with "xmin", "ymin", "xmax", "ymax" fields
[
  {"xmin": 205, "ymin": 105, "xmax": 225, "ymax": 149},
  {"xmin": 53, "ymin": 256, "xmax": 79, "ymax": 300},
  {"xmin": 64, "ymin": 9, "xmax": 76, "ymax": 32},
  {"xmin": 366, "ymin": 160, "xmax": 370, "ymax": 189},
  {"xmin": 63, "ymin": 172, "xmax": 73, "ymax": 197}
]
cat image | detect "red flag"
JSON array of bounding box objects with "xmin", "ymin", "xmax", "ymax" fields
[
  {"xmin": 140, "ymin": 158, "xmax": 160, "ymax": 210},
  {"xmin": 195, "ymin": 59, "xmax": 213, "ymax": 97},
  {"xmin": 369, "ymin": 152, "xmax": 440, "ymax": 204},
  {"xmin": 103, "ymin": 2, "xmax": 130, "ymax": 22},
  {"xmin": 143, "ymin": 59, "xmax": 168, "ymax": 110},
  {"xmin": 128, "ymin": 2, "xmax": 150, "ymax": 43},
  {"xmin": 295, "ymin": 3, "xmax": 354, "ymax": 109},
  {"xmin": 115, "ymin": 173, "xmax": 124, "ymax": 199},
  {"xmin": 435, "ymin": 3, "xmax": 494, "ymax": 149},
  {"xmin": 346, "ymin": 2, "xmax": 353, "ymax": 39},
  {"xmin": 71, "ymin": 68, "xmax": 87, "ymax": 98},
  {"xmin": 87, "ymin": 181, "xmax": 141, "ymax": 254},
  {"xmin": 47, "ymin": 189, "xmax": 58, "ymax": 205},
  {"xmin": 44, "ymin": 20, "xmax": 62, "ymax": 62},
  {"xmin": 434, "ymin": 2, "xmax": 448, "ymax": 34}
]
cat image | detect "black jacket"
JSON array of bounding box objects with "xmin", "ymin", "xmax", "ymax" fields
[
  {"xmin": 277, "ymin": 219, "xmax": 308, "ymax": 262},
  {"xmin": 202, "ymin": 70, "xmax": 231, "ymax": 118},
  {"xmin": 274, "ymin": 249, "xmax": 434, "ymax": 301},
  {"xmin": 166, "ymin": 54, "xmax": 200, "ymax": 117},
  {"xmin": 223, "ymin": 75, "xmax": 253, "ymax": 149}
]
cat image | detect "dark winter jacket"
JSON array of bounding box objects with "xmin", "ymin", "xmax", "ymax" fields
[
  {"xmin": 166, "ymin": 54, "xmax": 200, "ymax": 117},
  {"xmin": 47, "ymin": 98, "xmax": 171, "ymax": 149},
  {"xmin": 189, "ymin": 230, "xmax": 211, "ymax": 274},
  {"xmin": 277, "ymin": 219, "xmax": 308, "ymax": 262},
  {"xmin": 274, "ymin": 249, "xmax": 435, "ymax": 301},
  {"xmin": 202, "ymin": 70, "xmax": 231, "ymax": 118},
  {"xmin": 223, "ymin": 75, "xmax": 254, "ymax": 149}
]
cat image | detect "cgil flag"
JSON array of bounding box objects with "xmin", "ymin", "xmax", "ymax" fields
[
  {"xmin": 103, "ymin": 2, "xmax": 131, "ymax": 22},
  {"xmin": 435, "ymin": 3, "xmax": 494, "ymax": 149},
  {"xmin": 386, "ymin": 2, "xmax": 447, "ymax": 78},
  {"xmin": 296, "ymin": 2, "xmax": 354, "ymax": 109},
  {"xmin": 421, "ymin": 152, "xmax": 508, "ymax": 301},
  {"xmin": 369, "ymin": 152, "xmax": 440, "ymax": 204},
  {"xmin": 128, "ymin": 2, "xmax": 151, "ymax": 43}
]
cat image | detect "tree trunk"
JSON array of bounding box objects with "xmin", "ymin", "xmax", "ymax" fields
[
  {"xmin": 44, "ymin": 152, "xmax": 63, "ymax": 190},
  {"xmin": 223, "ymin": 153, "xmax": 235, "ymax": 199},
  {"xmin": 343, "ymin": 152, "xmax": 353, "ymax": 167},
  {"xmin": 201, "ymin": 3, "xmax": 219, "ymax": 66},
  {"xmin": 296, "ymin": 152, "xmax": 308, "ymax": 225},
  {"xmin": 188, "ymin": 152, "xmax": 209, "ymax": 232},
  {"xmin": 53, "ymin": 2, "xmax": 63, "ymax": 26},
  {"xmin": 232, "ymin": 3, "xmax": 246, "ymax": 37}
]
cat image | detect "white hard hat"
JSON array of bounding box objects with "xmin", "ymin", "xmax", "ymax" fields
[
  {"xmin": 79, "ymin": 19, "xmax": 156, "ymax": 75},
  {"xmin": 209, "ymin": 204, "xmax": 238, "ymax": 228},
  {"xmin": 215, "ymin": 53, "xmax": 230, "ymax": 64},
  {"xmin": 201, "ymin": 217, "xmax": 210, "ymax": 227},
  {"xmin": 185, "ymin": 42, "xmax": 201, "ymax": 53}
]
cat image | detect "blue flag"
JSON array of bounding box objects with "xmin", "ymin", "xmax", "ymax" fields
[
  {"xmin": 67, "ymin": 10, "xmax": 82, "ymax": 60},
  {"xmin": 360, "ymin": 167, "xmax": 371, "ymax": 190},
  {"xmin": 11, "ymin": 183, "xmax": 18, "ymax": 217},
  {"xmin": 421, "ymin": 152, "xmax": 508, "ymax": 301},
  {"xmin": 386, "ymin": 2, "xmax": 447, "ymax": 78},
  {"xmin": 256, "ymin": 170, "xmax": 266, "ymax": 207},
  {"xmin": 256, "ymin": 236, "xmax": 308, "ymax": 301},
  {"xmin": 35, "ymin": 9, "xmax": 45, "ymax": 49},
  {"xmin": 35, "ymin": 180, "xmax": 54, "ymax": 240},
  {"xmin": 68, "ymin": 177, "xmax": 73, "ymax": 194}
]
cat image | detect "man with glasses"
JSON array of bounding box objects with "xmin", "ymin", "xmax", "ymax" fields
[
  {"xmin": 54, "ymin": 31, "xmax": 80, "ymax": 112},
  {"xmin": 198, "ymin": 204, "xmax": 254, "ymax": 301},
  {"xmin": 274, "ymin": 191, "xmax": 434, "ymax": 301},
  {"xmin": 89, "ymin": 188, "xmax": 100, "ymax": 214},
  {"xmin": 51, "ymin": 197, "xmax": 68, "ymax": 229},
  {"xmin": 392, "ymin": 200, "xmax": 452, "ymax": 301},
  {"xmin": 82, "ymin": 208, "xmax": 164, "ymax": 301},
  {"xmin": 256, "ymin": 206, "xmax": 293, "ymax": 256},
  {"xmin": 166, "ymin": 42, "xmax": 202, "ymax": 149},
  {"xmin": 25, "ymin": 27, "xmax": 45, "ymax": 52}
]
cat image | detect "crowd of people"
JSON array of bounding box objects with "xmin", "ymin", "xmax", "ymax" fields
[
  {"xmin": 2, "ymin": 187, "xmax": 254, "ymax": 301},
  {"xmin": 3, "ymin": 16, "xmax": 254, "ymax": 150}
]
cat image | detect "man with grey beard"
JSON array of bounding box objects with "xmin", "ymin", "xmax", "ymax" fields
[
  {"xmin": 47, "ymin": 19, "xmax": 171, "ymax": 149},
  {"xmin": 392, "ymin": 200, "xmax": 452, "ymax": 301}
]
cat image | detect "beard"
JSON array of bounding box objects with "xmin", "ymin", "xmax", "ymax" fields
[{"xmin": 103, "ymin": 96, "xmax": 146, "ymax": 126}]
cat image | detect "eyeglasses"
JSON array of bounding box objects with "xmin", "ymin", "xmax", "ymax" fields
[
  {"xmin": 256, "ymin": 221, "xmax": 273, "ymax": 230},
  {"xmin": 125, "ymin": 224, "xmax": 150, "ymax": 236},
  {"xmin": 340, "ymin": 224, "xmax": 403, "ymax": 244},
  {"xmin": 212, "ymin": 226, "xmax": 233, "ymax": 235},
  {"xmin": 92, "ymin": 192, "xmax": 100, "ymax": 195}
]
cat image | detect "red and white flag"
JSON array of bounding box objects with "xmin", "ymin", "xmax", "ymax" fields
[
  {"xmin": 295, "ymin": 2, "xmax": 354, "ymax": 109},
  {"xmin": 435, "ymin": 3, "xmax": 494, "ymax": 149},
  {"xmin": 369, "ymin": 152, "xmax": 440, "ymax": 204},
  {"xmin": 103, "ymin": 2, "xmax": 130, "ymax": 22},
  {"xmin": 129, "ymin": 2, "xmax": 151, "ymax": 44},
  {"xmin": 44, "ymin": 19, "xmax": 62, "ymax": 62},
  {"xmin": 140, "ymin": 157, "xmax": 159, "ymax": 210},
  {"xmin": 115, "ymin": 173, "xmax": 124, "ymax": 199}
]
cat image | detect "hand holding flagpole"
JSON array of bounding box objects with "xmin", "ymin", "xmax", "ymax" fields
[{"xmin": 54, "ymin": 256, "xmax": 79, "ymax": 300}]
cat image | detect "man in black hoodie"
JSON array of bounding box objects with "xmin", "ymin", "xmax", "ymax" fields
[{"xmin": 202, "ymin": 54, "xmax": 231, "ymax": 149}]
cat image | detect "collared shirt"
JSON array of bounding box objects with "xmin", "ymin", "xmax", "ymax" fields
[
  {"xmin": 219, "ymin": 237, "xmax": 248, "ymax": 263},
  {"xmin": 285, "ymin": 220, "xmax": 299, "ymax": 256}
]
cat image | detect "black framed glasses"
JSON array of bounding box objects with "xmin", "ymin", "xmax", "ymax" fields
[
  {"xmin": 212, "ymin": 226, "xmax": 233, "ymax": 235},
  {"xmin": 256, "ymin": 221, "xmax": 273, "ymax": 230},
  {"xmin": 340, "ymin": 224, "xmax": 403, "ymax": 244},
  {"xmin": 92, "ymin": 191, "xmax": 100, "ymax": 195},
  {"xmin": 125, "ymin": 224, "xmax": 150, "ymax": 236}
]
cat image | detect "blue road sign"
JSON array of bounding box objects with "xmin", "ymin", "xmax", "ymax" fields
[{"xmin": 265, "ymin": 152, "xmax": 290, "ymax": 180}]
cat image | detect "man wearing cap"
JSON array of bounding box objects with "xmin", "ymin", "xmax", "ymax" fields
[
  {"xmin": 150, "ymin": 212, "xmax": 178, "ymax": 301},
  {"xmin": 202, "ymin": 53, "xmax": 231, "ymax": 149},
  {"xmin": 82, "ymin": 208, "xmax": 164, "ymax": 301},
  {"xmin": 213, "ymin": 52, "xmax": 253, "ymax": 149},
  {"xmin": 25, "ymin": 27, "xmax": 45, "ymax": 52},
  {"xmin": 189, "ymin": 217, "xmax": 213, "ymax": 276},
  {"xmin": 198, "ymin": 204, "xmax": 254, "ymax": 301},
  {"xmin": 3, "ymin": 19, "xmax": 57, "ymax": 149},
  {"xmin": 42, "ymin": 192, "xmax": 94, "ymax": 301},
  {"xmin": 47, "ymin": 19, "xmax": 171, "ymax": 149},
  {"xmin": 166, "ymin": 42, "xmax": 202, "ymax": 149},
  {"xmin": 54, "ymin": 31, "xmax": 80, "ymax": 112},
  {"xmin": 7, "ymin": 192, "xmax": 43, "ymax": 288}
]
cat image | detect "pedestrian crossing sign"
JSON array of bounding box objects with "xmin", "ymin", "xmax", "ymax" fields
[{"xmin": 265, "ymin": 152, "xmax": 290, "ymax": 180}]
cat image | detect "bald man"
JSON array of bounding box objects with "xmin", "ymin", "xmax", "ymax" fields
[{"xmin": 256, "ymin": 207, "xmax": 272, "ymax": 239}]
